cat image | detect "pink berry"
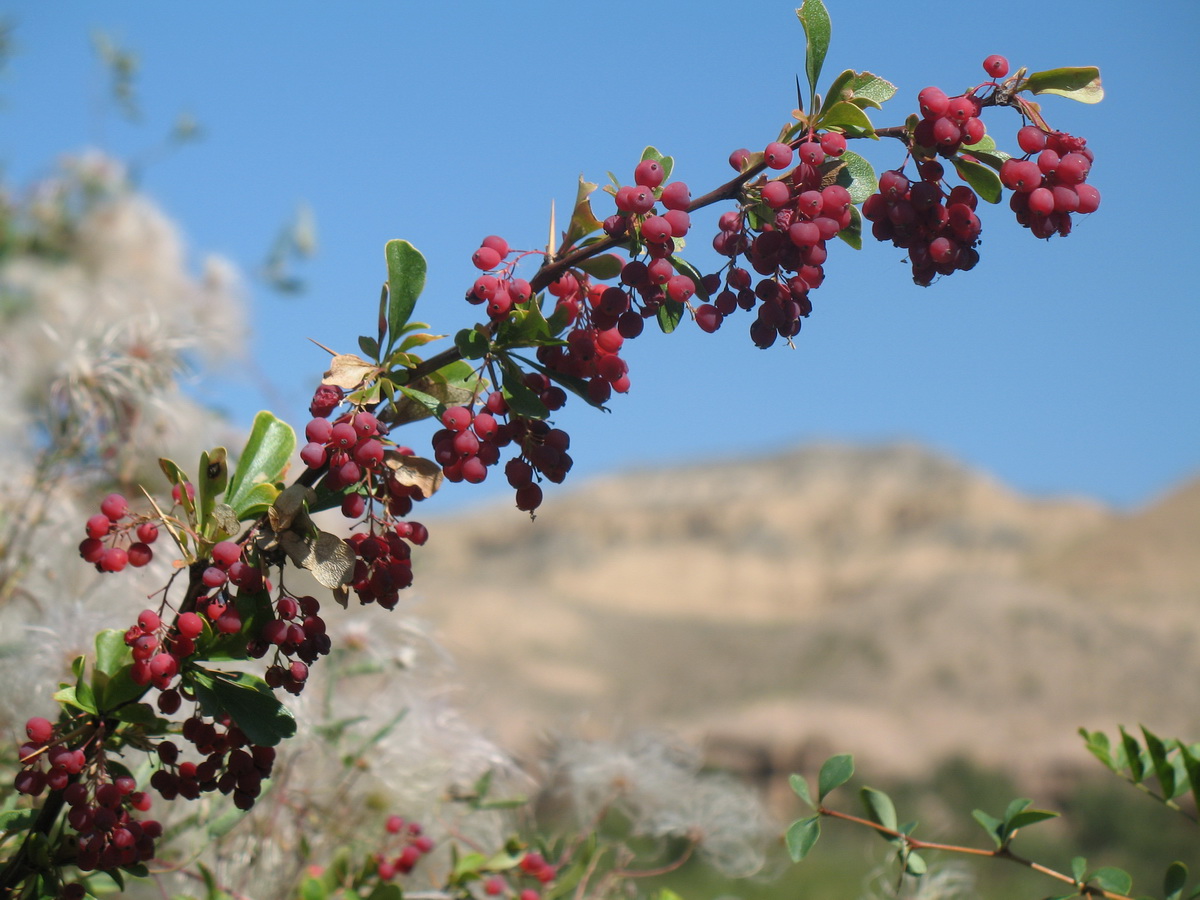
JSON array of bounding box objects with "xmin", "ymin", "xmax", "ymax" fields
[
  {"xmin": 127, "ymin": 543, "xmax": 154, "ymax": 567},
  {"xmin": 633, "ymin": 159, "xmax": 664, "ymax": 188},
  {"xmin": 136, "ymin": 522, "xmax": 159, "ymax": 544},
  {"xmin": 212, "ymin": 541, "xmax": 241, "ymax": 568},
  {"xmin": 983, "ymin": 54, "xmax": 1009, "ymax": 78},
  {"xmin": 472, "ymin": 246, "xmax": 502, "ymax": 271},
  {"xmin": 99, "ymin": 547, "xmax": 128, "ymax": 573},
  {"xmin": 86, "ymin": 514, "xmax": 113, "ymax": 540},
  {"xmin": 763, "ymin": 141, "xmax": 793, "ymax": 170},
  {"xmin": 480, "ymin": 235, "xmax": 509, "ymax": 258},
  {"xmin": 25, "ymin": 716, "xmax": 54, "ymax": 744},
  {"xmin": 100, "ymin": 493, "xmax": 128, "ymax": 521}
]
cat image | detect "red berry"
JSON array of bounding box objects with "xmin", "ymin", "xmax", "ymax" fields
[
  {"xmin": 212, "ymin": 541, "xmax": 241, "ymax": 568},
  {"xmin": 99, "ymin": 547, "xmax": 128, "ymax": 573},
  {"xmin": 177, "ymin": 612, "xmax": 204, "ymax": 639},
  {"xmin": 633, "ymin": 159, "xmax": 664, "ymax": 188},
  {"xmin": 86, "ymin": 514, "xmax": 112, "ymax": 540},
  {"xmin": 25, "ymin": 716, "xmax": 53, "ymax": 744},
  {"xmin": 983, "ymin": 55, "xmax": 1009, "ymax": 78},
  {"xmin": 763, "ymin": 141, "xmax": 793, "ymax": 170},
  {"xmin": 819, "ymin": 131, "xmax": 847, "ymax": 157},
  {"xmin": 136, "ymin": 522, "xmax": 159, "ymax": 544},
  {"xmin": 659, "ymin": 181, "xmax": 691, "ymax": 211},
  {"xmin": 128, "ymin": 543, "xmax": 154, "ymax": 567},
  {"xmin": 472, "ymin": 246, "xmax": 502, "ymax": 271},
  {"xmin": 481, "ymin": 235, "xmax": 509, "ymax": 258},
  {"xmin": 100, "ymin": 493, "xmax": 128, "ymax": 521}
]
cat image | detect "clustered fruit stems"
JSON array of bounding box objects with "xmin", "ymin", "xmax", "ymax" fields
[{"xmin": 816, "ymin": 806, "xmax": 1137, "ymax": 900}]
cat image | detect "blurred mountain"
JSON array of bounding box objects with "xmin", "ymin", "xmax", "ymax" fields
[{"xmin": 409, "ymin": 443, "xmax": 1200, "ymax": 790}]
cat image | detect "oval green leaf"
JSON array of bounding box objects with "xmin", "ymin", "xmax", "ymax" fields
[
  {"xmin": 1091, "ymin": 867, "xmax": 1132, "ymax": 896},
  {"xmin": 951, "ymin": 155, "xmax": 1003, "ymax": 204},
  {"xmin": 835, "ymin": 150, "xmax": 878, "ymax": 204},
  {"xmin": 817, "ymin": 101, "xmax": 876, "ymax": 138},
  {"xmin": 786, "ymin": 816, "xmax": 821, "ymax": 862},
  {"xmin": 817, "ymin": 754, "xmax": 853, "ymax": 801},
  {"xmin": 226, "ymin": 411, "xmax": 296, "ymax": 520},
  {"xmin": 191, "ymin": 668, "xmax": 297, "ymax": 747},
  {"xmin": 385, "ymin": 239, "xmax": 427, "ymax": 340},
  {"xmin": 860, "ymin": 786, "xmax": 897, "ymax": 832},
  {"xmin": 789, "ymin": 773, "xmax": 814, "ymax": 809},
  {"xmin": 1020, "ymin": 66, "xmax": 1103, "ymax": 103},
  {"xmin": 797, "ymin": 0, "xmax": 831, "ymax": 101}
]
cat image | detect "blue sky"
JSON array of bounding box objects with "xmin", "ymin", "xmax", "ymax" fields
[{"xmin": 4, "ymin": 0, "xmax": 1198, "ymax": 512}]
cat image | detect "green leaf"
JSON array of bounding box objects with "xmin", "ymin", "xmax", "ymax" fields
[
  {"xmin": 1079, "ymin": 728, "xmax": 1119, "ymax": 772},
  {"xmin": 1143, "ymin": 727, "xmax": 1177, "ymax": 799},
  {"xmin": 1120, "ymin": 726, "xmax": 1145, "ymax": 781},
  {"xmin": 299, "ymin": 876, "xmax": 327, "ymax": 900},
  {"xmin": 641, "ymin": 146, "xmax": 674, "ymax": 184},
  {"xmin": 358, "ymin": 335, "xmax": 380, "ymax": 361},
  {"xmin": 225, "ymin": 411, "xmax": 295, "ymax": 520},
  {"xmin": 1178, "ymin": 743, "xmax": 1200, "ymax": 822},
  {"xmin": 385, "ymin": 239, "xmax": 427, "ymax": 342},
  {"xmin": 821, "ymin": 69, "xmax": 896, "ymax": 113},
  {"xmin": 1091, "ymin": 867, "xmax": 1132, "ymax": 896},
  {"xmin": 454, "ymin": 327, "xmax": 490, "ymax": 361},
  {"xmin": 1003, "ymin": 797, "xmax": 1032, "ymax": 821},
  {"xmin": 786, "ymin": 816, "xmax": 821, "ymax": 861},
  {"xmin": 73, "ymin": 655, "xmax": 98, "ymax": 714},
  {"xmin": 797, "ymin": 0, "xmax": 831, "ymax": 102},
  {"xmin": 904, "ymin": 850, "xmax": 927, "ymax": 875},
  {"xmin": 95, "ymin": 628, "xmax": 131, "ymax": 677},
  {"xmin": 564, "ymin": 176, "xmax": 603, "ymax": 249},
  {"xmin": 191, "ymin": 668, "xmax": 296, "ymax": 746},
  {"xmin": 951, "ymin": 155, "xmax": 1003, "ymax": 204},
  {"xmin": 1020, "ymin": 66, "xmax": 1103, "ymax": 103},
  {"xmin": 817, "ymin": 754, "xmax": 854, "ymax": 801},
  {"xmin": 1071, "ymin": 856, "xmax": 1087, "ymax": 883},
  {"xmin": 656, "ymin": 299, "xmax": 684, "ymax": 335},
  {"xmin": 52, "ymin": 684, "xmax": 94, "ymax": 715},
  {"xmin": 500, "ymin": 365, "xmax": 550, "ymax": 419},
  {"xmin": 816, "ymin": 101, "xmax": 876, "ymax": 138},
  {"xmin": 835, "ymin": 150, "xmax": 877, "ymax": 204},
  {"xmin": 0, "ymin": 809, "xmax": 36, "ymax": 834},
  {"xmin": 1165, "ymin": 862, "xmax": 1188, "ymax": 900},
  {"xmin": 1007, "ymin": 809, "xmax": 1060, "ymax": 831},
  {"xmin": 972, "ymin": 809, "xmax": 1005, "ymax": 849},
  {"xmin": 101, "ymin": 666, "xmax": 151, "ymax": 712},
  {"xmin": 789, "ymin": 773, "xmax": 814, "ymax": 809},
  {"xmin": 860, "ymin": 786, "xmax": 897, "ymax": 832},
  {"xmin": 576, "ymin": 252, "xmax": 623, "ymax": 281},
  {"xmin": 837, "ymin": 204, "xmax": 862, "ymax": 250},
  {"xmin": 366, "ymin": 885, "xmax": 403, "ymax": 900}
]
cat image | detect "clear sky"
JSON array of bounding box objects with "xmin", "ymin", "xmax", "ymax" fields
[{"xmin": 3, "ymin": 0, "xmax": 1198, "ymax": 512}]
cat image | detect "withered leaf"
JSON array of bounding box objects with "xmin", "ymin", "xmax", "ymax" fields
[
  {"xmin": 323, "ymin": 353, "xmax": 379, "ymax": 391},
  {"xmin": 384, "ymin": 453, "xmax": 444, "ymax": 499}
]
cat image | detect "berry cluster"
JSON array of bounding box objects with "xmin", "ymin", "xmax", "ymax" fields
[
  {"xmin": 1003, "ymin": 128, "xmax": 1099, "ymax": 238},
  {"xmin": 913, "ymin": 86, "xmax": 986, "ymax": 157},
  {"xmin": 78, "ymin": 492, "xmax": 160, "ymax": 573},
  {"xmin": 481, "ymin": 850, "xmax": 558, "ymax": 900},
  {"xmin": 149, "ymin": 715, "xmax": 276, "ymax": 811},
  {"xmin": 862, "ymin": 164, "xmax": 982, "ymax": 285},
  {"xmin": 708, "ymin": 135, "xmax": 851, "ymax": 346},
  {"xmin": 346, "ymin": 523, "xmax": 425, "ymax": 609},
  {"xmin": 373, "ymin": 815, "xmax": 436, "ymax": 881},
  {"xmin": 431, "ymin": 390, "xmax": 572, "ymax": 514},
  {"xmin": 303, "ymin": 385, "xmax": 436, "ymax": 606},
  {"xmin": 300, "ymin": 410, "xmax": 386, "ymax": 491},
  {"xmin": 16, "ymin": 717, "xmax": 162, "ymax": 872},
  {"xmin": 247, "ymin": 592, "xmax": 333, "ymax": 692}
]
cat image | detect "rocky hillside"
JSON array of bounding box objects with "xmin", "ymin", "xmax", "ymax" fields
[{"xmin": 406, "ymin": 443, "xmax": 1200, "ymax": 789}]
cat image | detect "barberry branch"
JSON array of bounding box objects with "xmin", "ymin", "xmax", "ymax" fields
[{"xmin": 817, "ymin": 806, "xmax": 1136, "ymax": 900}]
